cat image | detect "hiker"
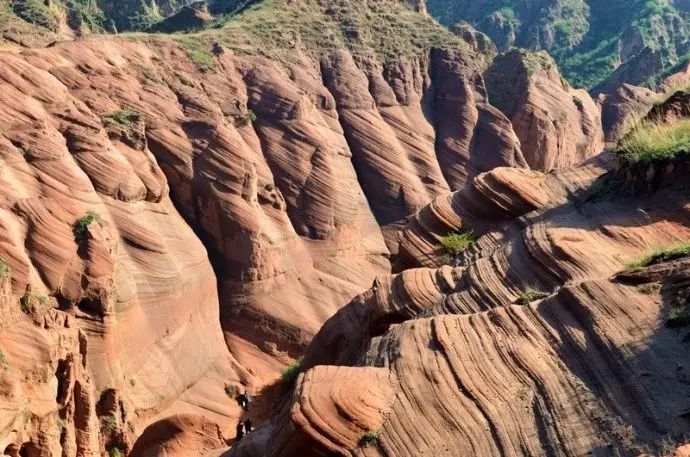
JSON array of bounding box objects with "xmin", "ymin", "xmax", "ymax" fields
[
  {"xmin": 244, "ymin": 418, "xmax": 253, "ymax": 433},
  {"xmin": 236, "ymin": 391, "xmax": 251, "ymax": 410},
  {"xmin": 235, "ymin": 421, "xmax": 244, "ymax": 441}
]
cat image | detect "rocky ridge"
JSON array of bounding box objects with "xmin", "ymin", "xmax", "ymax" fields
[
  {"xmin": 0, "ymin": 9, "xmax": 607, "ymax": 453},
  {"xmin": 225, "ymin": 157, "xmax": 690, "ymax": 456}
]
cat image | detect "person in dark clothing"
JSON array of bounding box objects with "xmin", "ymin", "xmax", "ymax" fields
[
  {"xmin": 235, "ymin": 421, "xmax": 244, "ymax": 441},
  {"xmin": 236, "ymin": 392, "xmax": 250, "ymax": 410},
  {"xmin": 244, "ymin": 418, "xmax": 253, "ymax": 433}
]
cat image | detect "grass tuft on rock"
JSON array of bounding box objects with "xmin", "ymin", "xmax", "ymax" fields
[
  {"xmin": 613, "ymin": 119, "xmax": 690, "ymax": 164},
  {"xmin": 224, "ymin": 384, "xmax": 237, "ymax": 398},
  {"xmin": 0, "ymin": 258, "xmax": 10, "ymax": 279},
  {"xmin": 281, "ymin": 357, "xmax": 303, "ymax": 388},
  {"xmin": 102, "ymin": 108, "xmax": 141, "ymax": 126},
  {"xmin": 20, "ymin": 290, "xmax": 49, "ymax": 314},
  {"xmin": 515, "ymin": 288, "xmax": 548, "ymax": 305},
  {"xmin": 177, "ymin": 37, "xmax": 215, "ymax": 73},
  {"xmin": 358, "ymin": 430, "xmax": 381, "ymax": 447},
  {"xmin": 667, "ymin": 304, "xmax": 690, "ymax": 328},
  {"xmin": 626, "ymin": 242, "xmax": 690, "ymax": 269},
  {"xmin": 439, "ymin": 230, "xmax": 475, "ymax": 256},
  {"xmin": 73, "ymin": 210, "xmax": 103, "ymax": 240}
]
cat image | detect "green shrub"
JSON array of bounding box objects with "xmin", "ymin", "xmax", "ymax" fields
[
  {"xmin": 20, "ymin": 290, "xmax": 48, "ymax": 314},
  {"xmin": 178, "ymin": 37, "xmax": 215, "ymax": 73},
  {"xmin": 515, "ymin": 288, "xmax": 548, "ymax": 305},
  {"xmin": 667, "ymin": 305, "xmax": 690, "ymax": 328},
  {"xmin": 358, "ymin": 430, "xmax": 381, "ymax": 447},
  {"xmin": 102, "ymin": 109, "xmax": 140, "ymax": 126},
  {"xmin": 0, "ymin": 258, "xmax": 10, "ymax": 279},
  {"xmin": 73, "ymin": 210, "xmax": 102, "ymax": 240},
  {"xmin": 439, "ymin": 230, "xmax": 475, "ymax": 256},
  {"xmin": 523, "ymin": 51, "xmax": 554, "ymax": 78},
  {"xmin": 613, "ymin": 119, "xmax": 690, "ymax": 164},
  {"xmin": 281, "ymin": 357, "xmax": 304, "ymax": 388},
  {"xmin": 626, "ymin": 242, "xmax": 690, "ymax": 269},
  {"xmin": 238, "ymin": 109, "xmax": 257, "ymax": 126},
  {"xmin": 107, "ymin": 446, "xmax": 122, "ymax": 457},
  {"xmin": 11, "ymin": 0, "xmax": 61, "ymax": 31}
]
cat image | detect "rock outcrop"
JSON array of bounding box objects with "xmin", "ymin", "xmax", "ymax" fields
[
  {"xmin": 484, "ymin": 50, "xmax": 604, "ymax": 171},
  {"xmin": 598, "ymin": 83, "xmax": 657, "ymax": 142},
  {"xmin": 232, "ymin": 159, "xmax": 690, "ymax": 456},
  {"xmin": 0, "ymin": 26, "xmax": 605, "ymax": 454}
]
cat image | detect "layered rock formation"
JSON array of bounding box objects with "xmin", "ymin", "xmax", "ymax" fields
[
  {"xmin": 485, "ymin": 50, "xmax": 604, "ymax": 170},
  {"xmin": 0, "ymin": 21, "xmax": 608, "ymax": 454},
  {"xmin": 230, "ymin": 160, "xmax": 690, "ymax": 456},
  {"xmin": 0, "ymin": 2, "xmax": 614, "ymax": 455},
  {"xmin": 598, "ymin": 84, "xmax": 657, "ymax": 142}
]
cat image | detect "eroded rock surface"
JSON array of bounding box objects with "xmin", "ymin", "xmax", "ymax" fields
[
  {"xmin": 234, "ymin": 161, "xmax": 690, "ymax": 456},
  {"xmin": 485, "ymin": 49, "xmax": 604, "ymax": 170},
  {"xmin": 598, "ymin": 83, "xmax": 657, "ymax": 142},
  {"xmin": 0, "ymin": 25, "xmax": 608, "ymax": 456}
]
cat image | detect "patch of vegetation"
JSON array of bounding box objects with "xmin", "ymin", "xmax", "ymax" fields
[
  {"xmin": 224, "ymin": 384, "xmax": 237, "ymax": 398},
  {"xmin": 439, "ymin": 230, "xmax": 475, "ymax": 256},
  {"xmin": 667, "ymin": 287, "xmax": 690, "ymax": 328},
  {"xmin": 63, "ymin": 0, "xmax": 105, "ymax": 31},
  {"xmin": 210, "ymin": 0, "xmax": 469, "ymax": 63},
  {"xmin": 73, "ymin": 210, "xmax": 102, "ymax": 241},
  {"xmin": 101, "ymin": 414, "xmax": 117, "ymax": 434},
  {"xmin": 515, "ymin": 288, "xmax": 549, "ymax": 305},
  {"xmin": 177, "ymin": 36, "xmax": 215, "ymax": 73},
  {"xmin": 127, "ymin": 0, "xmax": 162, "ymax": 30},
  {"xmin": 0, "ymin": 348, "xmax": 9, "ymax": 372},
  {"xmin": 613, "ymin": 119, "xmax": 690, "ymax": 164},
  {"xmin": 281, "ymin": 356, "xmax": 304, "ymax": 388},
  {"xmin": 497, "ymin": 6, "xmax": 519, "ymax": 27},
  {"xmin": 626, "ymin": 242, "xmax": 690, "ymax": 269},
  {"xmin": 637, "ymin": 283, "xmax": 661, "ymax": 295},
  {"xmin": 102, "ymin": 108, "xmax": 141, "ymax": 127},
  {"xmin": 522, "ymin": 51, "xmax": 554, "ymax": 77},
  {"xmin": 427, "ymin": 0, "xmax": 690, "ymax": 89},
  {"xmin": 581, "ymin": 173, "xmax": 627, "ymax": 202},
  {"xmin": 107, "ymin": 446, "xmax": 123, "ymax": 457},
  {"xmin": 237, "ymin": 109, "xmax": 257, "ymax": 127},
  {"xmin": 10, "ymin": 0, "xmax": 61, "ymax": 31},
  {"xmin": 358, "ymin": 430, "xmax": 381, "ymax": 448},
  {"xmin": 20, "ymin": 290, "xmax": 49, "ymax": 314},
  {"xmin": 0, "ymin": 257, "xmax": 10, "ymax": 279},
  {"xmin": 140, "ymin": 66, "xmax": 159, "ymax": 82}
]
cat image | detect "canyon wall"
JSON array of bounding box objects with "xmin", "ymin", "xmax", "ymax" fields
[{"xmin": 0, "ymin": 30, "xmax": 605, "ymax": 455}]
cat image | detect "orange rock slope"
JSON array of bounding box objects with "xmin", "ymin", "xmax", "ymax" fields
[
  {"xmin": 229, "ymin": 161, "xmax": 690, "ymax": 456},
  {"xmin": 0, "ymin": 30, "xmax": 607, "ymax": 455}
]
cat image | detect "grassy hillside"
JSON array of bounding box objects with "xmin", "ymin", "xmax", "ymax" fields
[
  {"xmin": 2, "ymin": 0, "xmax": 474, "ymax": 63},
  {"xmin": 207, "ymin": 0, "xmax": 470, "ymax": 61},
  {"xmin": 426, "ymin": 0, "xmax": 690, "ymax": 90}
]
